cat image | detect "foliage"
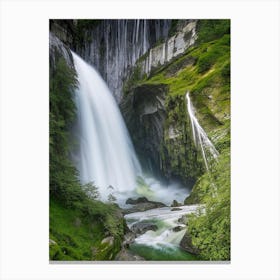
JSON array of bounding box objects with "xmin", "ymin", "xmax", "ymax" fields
[
  {"xmin": 197, "ymin": 19, "xmax": 230, "ymax": 44},
  {"xmin": 49, "ymin": 57, "xmax": 82, "ymax": 206},
  {"xmin": 83, "ymin": 181, "xmax": 100, "ymax": 200},
  {"xmin": 49, "ymin": 199, "xmax": 124, "ymax": 260},
  {"xmin": 187, "ymin": 149, "xmax": 230, "ymax": 260},
  {"xmin": 197, "ymin": 48, "xmax": 221, "ymax": 73}
]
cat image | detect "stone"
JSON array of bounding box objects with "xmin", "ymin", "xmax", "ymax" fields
[
  {"xmin": 115, "ymin": 248, "xmax": 145, "ymax": 261},
  {"xmin": 126, "ymin": 197, "xmax": 149, "ymax": 205},
  {"xmin": 172, "ymin": 226, "xmax": 185, "ymax": 232},
  {"xmin": 49, "ymin": 239, "xmax": 57, "ymax": 246},
  {"xmin": 101, "ymin": 236, "xmax": 114, "ymax": 246},
  {"xmin": 171, "ymin": 200, "xmax": 182, "ymax": 207},
  {"xmin": 123, "ymin": 197, "xmax": 166, "ymax": 214},
  {"xmin": 171, "ymin": 207, "xmax": 182, "ymax": 211},
  {"xmin": 178, "ymin": 215, "xmax": 188, "ymax": 224},
  {"xmin": 180, "ymin": 231, "xmax": 199, "ymax": 255},
  {"xmin": 130, "ymin": 222, "xmax": 158, "ymax": 235},
  {"xmin": 122, "ymin": 231, "xmax": 136, "ymax": 248}
]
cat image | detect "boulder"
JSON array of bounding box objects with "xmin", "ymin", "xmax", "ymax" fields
[
  {"xmin": 172, "ymin": 226, "xmax": 185, "ymax": 232},
  {"xmin": 101, "ymin": 236, "xmax": 114, "ymax": 246},
  {"xmin": 126, "ymin": 197, "xmax": 149, "ymax": 205},
  {"xmin": 122, "ymin": 231, "xmax": 136, "ymax": 248},
  {"xmin": 171, "ymin": 207, "xmax": 182, "ymax": 211},
  {"xmin": 178, "ymin": 215, "xmax": 188, "ymax": 224},
  {"xmin": 171, "ymin": 199, "xmax": 182, "ymax": 207},
  {"xmin": 179, "ymin": 231, "xmax": 199, "ymax": 255},
  {"xmin": 115, "ymin": 248, "xmax": 145, "ymax": 261},
  {"xmin": 123, "ymin": 197, "xmax": 166, "ymax": 214},
  {"xmin": 130, "ymin": 222, "xmax": 158, "ymax": 235}
]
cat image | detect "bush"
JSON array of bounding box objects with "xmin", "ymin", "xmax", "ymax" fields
[
  {"xmin": 197, "ymin": 49, "xmax": 218, "ymax": 73},
  {"xmin": 187, "ymin": 150, "xmax": 230, "ymax": 260},
  {"xmin": 221, "ymin": 62, "xmax": 230, "ymax": 82},
  {"xmin": 197, "ymin": 19, "xmax": 230, "ymax": 44}
]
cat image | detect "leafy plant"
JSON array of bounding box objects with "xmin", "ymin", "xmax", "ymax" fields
[{"xmin": 197, "ymin": 19, "xmax": 230, "ymax": 44}]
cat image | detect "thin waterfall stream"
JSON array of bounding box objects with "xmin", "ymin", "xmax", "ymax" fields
[{"xmin": 186, "ymin": 92, "xmax": 219, "ymax": 170}]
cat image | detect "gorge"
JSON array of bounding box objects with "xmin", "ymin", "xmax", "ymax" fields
[{"xmin": 49, "ymin": 19, "xmax": 230, "ymax": 261}]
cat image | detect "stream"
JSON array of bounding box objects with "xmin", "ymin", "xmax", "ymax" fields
[{"xmin": 125, "ymin": 205, "xmax": 199, "ymax": 260}]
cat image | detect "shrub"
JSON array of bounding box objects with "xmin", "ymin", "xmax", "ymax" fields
[{"xmin": 197, "ymin": 19, "xmax": 230, "ymax": 44}]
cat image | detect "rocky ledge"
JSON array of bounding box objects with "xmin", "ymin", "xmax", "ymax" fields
[{"xmin": 122, "ymin": 196, "xmax": 166, "ymax": 215}]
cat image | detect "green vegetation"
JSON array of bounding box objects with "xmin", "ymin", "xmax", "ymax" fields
[
  {"xmin": 196, "ymin": 19, "xmax": 230, "ymax": 44},
  {"xmin": 186, "ymin": 148, "xmax": 230, "ymax": 260},
  {"xmin": 50, "ymin": 199, "xmax": 124, "ymax": 260},
  {"xmin": 49, "ymin": 56, "xmax": 124, "ymax": 261},
  {"xmin": 49, "ymin": 57, "xmax": 79, "ymax": 206}
]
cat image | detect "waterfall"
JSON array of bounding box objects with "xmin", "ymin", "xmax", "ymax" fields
[
  {"xmin": 71, "ymin": 51, "xmax": 142, "ymax": 202},
  {"xmin": 186, "ymin": 92, "xmax": 219, "ymax": 170}
]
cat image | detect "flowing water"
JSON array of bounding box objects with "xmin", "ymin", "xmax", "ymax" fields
[
  {"xmin": 71, "ymin": 51, "xmax": 141, "ymax": 202},
  {"xmin": 125, "ymin": 205, "xmax": 199, "ymax": 260},
  {"xmin": 186, "ymin": 92, "xmax": 219, "ymax": 170}
]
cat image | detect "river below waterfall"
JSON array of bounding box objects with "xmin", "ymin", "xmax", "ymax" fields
[{"xmin": 124, "ymin": 205, "xmax": 199, "ymax": 260}]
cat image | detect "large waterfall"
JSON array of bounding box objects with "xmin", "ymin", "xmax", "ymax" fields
[{"xmin": 71, "ymin": 51, "xmax": 141, "ymax": 202}]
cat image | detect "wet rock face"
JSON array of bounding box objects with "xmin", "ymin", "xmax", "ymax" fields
[
  {"xmin": 78, "ymin": 20, "xmax": 172, "ymax": 102},
  {"xmin": 49, "ymin": 32, "xmax": 74, "ymax": 72},
  {"xmin": 121, "ymin": 84, "xmax": 168, "ymax": 176},
  {"xmin": 50, "ymin": 20, "xmax": 75, "ymax": 47},
  {"xmin": 139, "ymin": 20, "xmax": 197, "ymax": 75}
]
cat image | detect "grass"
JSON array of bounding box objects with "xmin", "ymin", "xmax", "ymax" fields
[
  {"xmin": 49, "ymin": 199, "xmax": 105, "ymax": 260},
  {"xmin": 49, "ymin": 199, "xmax": 123, "ymax": 261}
]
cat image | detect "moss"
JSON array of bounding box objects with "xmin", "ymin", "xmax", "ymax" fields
[
  {"xmin": 49, "ymin": 199, "xmax": 124, "ymax": 261},
  {"xmin": 186, "ymin": 148, "xmax": 230, "ymax": 260},
  {"xmin": 196, "ymin": 19, "xmax": 230, "ymax": 44}
]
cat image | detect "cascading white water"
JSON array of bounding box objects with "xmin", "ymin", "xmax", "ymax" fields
[
  {"xmin": 126, "ymin": 205, "xmax": 199, "ymax": 249},
  {"xmin": 186, "ymin": 92, "xmax": 219, "ymax": 170},
  {"xmin": 71, "ymin": 51, "xmax": 142, "ymax": 201}
]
